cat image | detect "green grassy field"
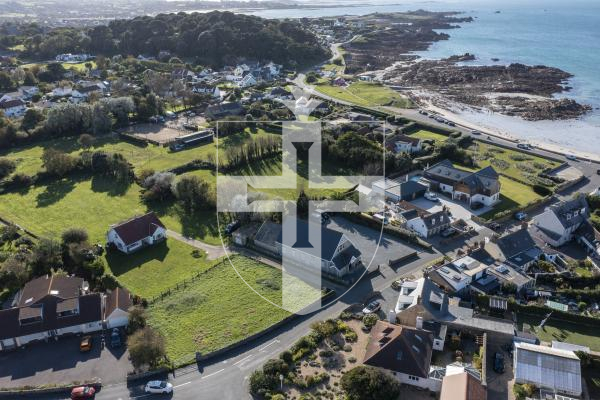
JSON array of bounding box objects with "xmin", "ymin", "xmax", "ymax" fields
[
  {"xmin": 315, "ymin": 81, "xmax": 412, "ymax": 108},
  {"xmin": 21, "ymin": 61, "xmax": 97, "ymax": 72},
  {"xmin": 518, "ymin": 314, "xmax": 600, "ymax": 351},
  {"xmin": 146, "ymin": 256, "xmax": 292, "ymax": 361},
  {"xmin": 105, "ymin": 239, "xmax": 216, "ymax": 299},
  {"xmin": 479, "ymin": 176, "xmax": 543, "ymax": 219}
]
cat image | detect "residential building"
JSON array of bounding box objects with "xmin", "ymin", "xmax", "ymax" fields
[
  {"xmin": 0, "ymin": 98, "xmax": 26, "ymax": 117},
  {"xmin": 238, "ymin": 73, "xmax": 257, "ymax": 88},
  {"xmin": 371, "ymin": 178, "xmax": 428, "ymax": 202},
  {"xmin": 346, "ymin": 111, "xmax": 374, "ymax": 122},
  {"xmin": 514, "ymin": 342, "xmax": 582, "ymax": 397},
  {"xmin": 71, "ymin": 84, "xmax": 102, "ymax": 102},
  {"xmin": 486, "ymin": 227, "xmax": 542, "ymax": 271},
  {"xmin": 104, "ymin": 287, "xmax": 132, "ymax": 329},
  {"xmin": 55, "ymin": 53, "xmax": 91, "ymax": 62},
  {"xmin": 403, "ymin": 209, "xmax": 452, "ymax": 238},
  {"xmin": 267, "ymin": 86, "xmax": 293, "ymax": 100},
  {"xmin": 253, "ymin": 220, "xmax": 362, "ymax": 278},
  {"xmin": 106, "ymin": 212, "xmax": 167, "ymax": 254},
  {"xmin": 363, "ymin": 320, "xmax": 441, "ymax": 391},
  {"xmin": 191, "ymin": 83, "xmax": 221, "ymax": 98},
  {"xmin": 389, "ymin": 134, "xmax": 423, "ymax": 154},
  {"xmin": 51, "ymin": 86, "xmax": 73, "ymax": 97},
  {"xmin": 486, "ymin": 263, "xmax": 534, "ymax": 293},
  {"xmin": 0, "ymin": 275, "xmax": 102, "ymax": 351},
  {"xmin": 424, "ymin": 160, "xmax": 501, "ymax": 207},
  {"xmin": 205, "ymin": 102, "xmax": 244, "ymax": 120},
  {"xmin": 533, "ymin": 196, "xmax": 590, "ymax": 247},
  {"xmin": 428, "ymin": 255, "xmax": 492, "ymax": 295}
]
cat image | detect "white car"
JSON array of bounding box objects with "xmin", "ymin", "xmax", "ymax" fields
[
  {"xmin": 424, "ymin": 192, "xmax": 439, "ymax": 201},
  {"xmin": 566, "ymin": 154, "xmax": 578, "ymax": 161},
  {"xmin": 144, "ymin": 381, "xmax": 173, "ymax": 394}
]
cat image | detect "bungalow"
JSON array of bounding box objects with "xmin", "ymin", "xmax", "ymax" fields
[
  {"xmin": 253, "ymin": 220, "xmax": 362, "ymax": 279},
  {"xmin": 533, "ymin": 196, "xmax": 589, "ymax": 247},
  {"xmin": 106, "ymin": 212, "xmax": 167, "ymax": 254},
  {"xmin": 403, "ymin": 209, "xmax": 452, "ymax": 238},
  {"xmin": 0, "ymin": 98, "xmax": 26, "ymax": 117},
  {"xmin": 0, "ymin": 275, "xmax": 102, "ymax": 351},
  {"xmin": 363, "ymin": 320, "xmax": 441, "ymax": 391},
  {"xmin": 104, "ymin": 287, "xmax": 132, "ymax": 329},
  {"xmin": 425, "ymin": 160, "xmax": 501, "ymax": 207}
]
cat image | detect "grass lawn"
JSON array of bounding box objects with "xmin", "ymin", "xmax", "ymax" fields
[
  {"xmin": 479, "ymin": 176, "xmax": 543, "ymax": 219},
  {"xmin": 315, "ymin": 81, "xmax": 412, "ymax": 108},
  {"xmin": 104, "ymin": 239, "xmax": 215, "ymax": 299},
  {"xmin": 146, "ymin": 256, "xmax": 292, "ymax": 362},
  {"xmin": 518, "ymin": 314, "xmax": 600, "ymax": 351},
  {"xmin": 408, "ymin": 129, "xmax": 449, "ymax": 143}
]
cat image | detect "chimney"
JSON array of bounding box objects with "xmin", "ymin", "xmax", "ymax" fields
[
  {"xmin": 521, "ymin": 222, "xmax": 528, "ymax": 230},
  {"xmin": 416, "ymin": 316, "xmax": 423, "ymax": 329}
]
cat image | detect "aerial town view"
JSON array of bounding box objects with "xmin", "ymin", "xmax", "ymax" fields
[{"xmin": 0, "ymin": 0, "xmax": 599, "ymax": 399}]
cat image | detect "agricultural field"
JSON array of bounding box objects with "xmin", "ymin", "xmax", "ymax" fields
[
  {"xmin": 146, "ymin": 256, "xmax": 294, "ymax": 362},
  {"xmin": 105, "ymin": 239, "xmax": 216, "ymax": 299},
  {"xmin": 315, "ymin": 81, "xmax": 412, "ymax": 108}
]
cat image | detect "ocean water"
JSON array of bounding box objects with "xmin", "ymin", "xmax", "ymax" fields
[{"xmin": 247, "ymin": 0, "xmax": 600, "ymax": 155}]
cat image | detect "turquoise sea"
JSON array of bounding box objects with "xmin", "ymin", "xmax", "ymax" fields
[{"xmin": 246, "ymin": 0, "xmax": 600, "ymax": 155}]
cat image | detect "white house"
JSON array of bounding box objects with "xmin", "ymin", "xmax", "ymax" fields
[
  {"xmin": 238, "ymin": 74, "xmax": 257, "ymax": 88},
  {"xmin": 533, "ymin": 196, "xmax": 589, "ymax": 247},
  {"xmin": 51, "ymin": 86, "xmax": 73, "ymax": 97},
  {"xmin": 71, "ymin": 84, "xmax": 102, "ymax": 102},
  {"xmin": 191, "ymin": 83, "xmax": 221, "ymax": 98},
  {"xmin": 107, "ymin": 212, "xmax": 167, "ymax": 254},
  {"xmin": 0, "ymin": 275, "xmax": 103, "ymax": 351},
  {"xmin": 389, "ymin": 134, "xmax": 422, "ymax": 154},
  {"xmin": 55, "ymin": 53, "xmax": 91, "ymax": 62},
  {"xmin": 0, "ymin": 98, "xmax": 26, "ymax": 117},
  {"xmin": 403, "ymin": 209, "xmax": 452, "ymax": 238},
  {"xmin": 514, "ymin": 342, "xmax": 582, "ymax": 397},
  {"xmin": 104, "ymin": 287, "xmax": 132, "ymax": 329},
  {"xmin": 364, "ymin": 320, "xmax": 442, "ymax": 392}
]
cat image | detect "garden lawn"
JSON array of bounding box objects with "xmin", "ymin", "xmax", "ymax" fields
[
  {"xmin": 479, "ymin": 176, "xmax": 543, "ymax": 220},
  {"xmin": 0, "ymin": 175, "xmax": 223, "ymax": 245},
  {"xmin": 408, "ymin": 129, "xmax": 449, "ymax": 143},
  {"xmin": 104, "ymin": 239, "xmax": 215, "ymax": 299},
  {"xmin": 315, "ymin": 82, "xmax": 411, "ymax": 108},
  {"xmin": 518, "ymin": 314, "xmax": 600, "ymax": 351},
  {"xmin": 146, "ymin": 256, "xmax": 292, "ymax": 362}
]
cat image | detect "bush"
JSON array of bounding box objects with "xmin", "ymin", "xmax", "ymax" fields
[
  {"xmin": 533, "ymin": 184, "xmax": 552, "ymax": 196},
  {"xmin": 280, "ymin": 350, "xmax": 293, "ymax": 364},
  {"xmin": 343, "ymin": 344, "xmax": 352, "ymax": 352},
  {"xmin": 0, "ymin": 157, "xmax": 16, "ymax": 180},
  {"xmin": 513, "ymin": 383, "xmax": 536, "ymax": 400},
  {"xmin": 341, "ymin": 366, "xmax": 401, "ymax": 400},
  {"xmin": 362, "ymin": 314, "xmax": 379, "ymax": 328},
  {"xmin": 344, "ymin": 330, "xmax": 358, "ymax": 342},
  {"xmin": 249, "ymin": 370, "xmax": 277, "ymax": 396},
  {"xmin": 348, "ymin": 356, "xmax": 357, "ymax": 363}
]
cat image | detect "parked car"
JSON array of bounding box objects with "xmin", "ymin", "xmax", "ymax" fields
[
  {"xmin": 225, "ymin": 220, "xmax": 241, "ymax": 235},
  {"xmin": 446, "ymin": 121, "xmax": 456, "ymax": 127},
  {"xmin": 514, "ymin": 211, "xmax": 528, "ymax": 221},
  {"xmin": 470, "ymin": 201, "xmax": 484, "ymax": 210},
  {"xmin": 71, "ymin": 386, "xmax": 96, "ymax": 399},
  {"xmin": 80, "ymin": 336, "xmax": 92, "ymax": 352},
  {"xmin": 144, "ymin": 381, "xmax": 173, "ymax": 394},
  {"xmin": 489, "ymin": 222, "xmax": 502, "ymax": 232},
  {"xmin": 110, "ymin": 328, "xmax": 121, "ymax": 348},
  {"xmin": 596, "ymin": 169, "xmax": 600, "ymax": 175},
  {"xmin": 566, "ymin": 154, "xmax": 578, "ymax": 161},
  {"xmin": 391, "ymin": 279, "xmax": 404, "ymax": 290},
  {"xmin": 493, "ymin": 352, "xmax": 505, "ymax": 373},
  {"xmin": 424, "ymin": 192, "xmax": 439, "ymax": 202},
  {"xmin": 362, "ymin": 301, "xmax": 381, "ymax": 314},
  {"xmin": 440, "ymin": 227, "xmax": 457, "ymax": 238},
  {"xmin": 517, "ymin": 143, "xmax": 532, "ymax": 150},
  {"xmin": 471, "ymin": 130, "xmax": 481, "ymax": 135}
]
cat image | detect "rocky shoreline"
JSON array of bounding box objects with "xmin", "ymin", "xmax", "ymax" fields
[{"xmin": 341, "ymin": 12, "xmax": 591, "ymax": 121}]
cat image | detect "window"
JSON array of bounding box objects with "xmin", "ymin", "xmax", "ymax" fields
[{"xmin": 408, "ymin": 375, "xmax": 419, "ymax": 381}]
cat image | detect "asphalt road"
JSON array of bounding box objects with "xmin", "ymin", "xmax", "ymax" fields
[{"xmin": 25, "ymin": 244, "xmax": 439, "ymax": 400}]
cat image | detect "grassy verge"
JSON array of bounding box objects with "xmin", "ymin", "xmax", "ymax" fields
[
  {"xmin": 146, "ymin": 256, "xmax": 292, "ymax": 361},
  {"xmin": 315, "ymin": 81, "xmax": 411, "ymax": 108}
]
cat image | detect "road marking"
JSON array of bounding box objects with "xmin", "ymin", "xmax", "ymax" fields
[
  {"xmin": 259, "ymin": 339, "xmax": 280, "ymax": 352},
  {"xmin": 234, "ymin": 355, "xmax": 253, "ymax": 365},
  {"xmin": 201, "ymin": 368, "xmax": 225, "ymax": 379},
  {"xmin": 173, "ymin": 381, "xmax": 192, "ymax": 388}
]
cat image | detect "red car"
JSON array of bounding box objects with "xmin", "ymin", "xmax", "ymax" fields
[{"xmin": 71, "ymin": 386, "xmax": 96, "ymax": 399}]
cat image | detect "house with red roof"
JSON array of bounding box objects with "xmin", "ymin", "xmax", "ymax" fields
[{"xmin": 106, "ymin": 212, "xmax": 166, "ymax": 254}]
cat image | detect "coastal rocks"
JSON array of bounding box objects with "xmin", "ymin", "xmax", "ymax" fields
[{"xmin": 385, "ymin": 58, "xmax": 591, "ymax": 120}]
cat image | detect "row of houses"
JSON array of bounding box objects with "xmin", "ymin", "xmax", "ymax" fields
[{"xmin": 0, "ymin": 275, "xmax": 131, "ymax": 351}]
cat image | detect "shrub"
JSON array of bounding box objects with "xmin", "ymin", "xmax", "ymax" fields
[
  {"xmin": 341, "ymin": 366, "xmax": 401, "ymax": 400},
  {"xmin": 339, "ymin": 311, "xmax": 352, "ymax": 320},
  {"xmin": 348, "ymin": 356, "xmax": 357, "ymax": 364},
  {"xmin": 533, "ymin": 184, "xmax": 553, "ymax": 196},
  {"xmin": 513, "ymin": 383, "xmax": 536, "ymax": 400},
  {"xmin": 0, "ymin": 157, "xmax": 16, "ymax": 180},
  {"xmin": 343, "ymin": 344, "xmax": 352, "ymax": 352},
  {"xmin": 362, "ymin": 313, "xmax": 379, "ymax": 328},
  {"xmin": 344, "ymin": 330, "xmax": 358, "ymax": 343},
  {"xmin": 249, "ymin": 370, "xmax": 277, "ymax": 396},
  {"xmin": 280, "ymin": 350, "xmax": 293, "ymax": 364}
]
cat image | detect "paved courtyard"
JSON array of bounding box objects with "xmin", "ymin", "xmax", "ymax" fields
[{"xmin": 0, "ymin": 333, "xmax": 132, "ymax": 388}]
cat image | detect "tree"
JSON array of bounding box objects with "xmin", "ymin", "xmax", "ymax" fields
[
  {"xmin": 78, "ymin": 133, "xmax": 96, "ymax": 149},
  {"xmin": 362, "ymin": 313, "xmax": 379, "ymax": 328},
  {"xmin": 0, "ymin": 157, "xmax": 16, "ymax": 180},
  {"xmin": 29, "ymin": 238, "xmax": 63, "ymax": 276},
  {"xmin": 128, "ymin": 305, "xmax": 147, "ymax": 333},
  {"xmin": 340, "ymin": 366, "xmax": 401, "ymax": 400},
  {"xmin": 20, "ymin": 108, "xmax": 44, "ymax": 132},
  {"xmin": 248, "ymin": 370, "xmax": 277, "ymax": 396},
  {"xmin": 128, "ymin": 326, "xmax": 166, "ymax": 369},
  {"xmin": 61, "ymin": 228, "xmax": 89, "ymax": 245},
  {"xmin": 172, "ymin": 175, "xmax": 213, "ymax": 213},
  {"xmin": 0, "ymin": 71, "xmax": 14, "ymax": 91},
  {"xmin": 42, "ymin": 148, "xmax": 76, "ymax": 177}
]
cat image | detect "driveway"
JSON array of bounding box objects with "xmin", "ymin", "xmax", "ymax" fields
[{"xmin": 0, "ymin": 333, "xmax": 132, "ymax": 388}]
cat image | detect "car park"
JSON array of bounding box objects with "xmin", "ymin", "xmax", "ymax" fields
[
  {"xmin": 71, "ymin": 386, "xmax": 96, "ymax": 399},
  {"xmin": 79, "ymin": 336, "xmax": 92, "ymax": 352},
  {"xmin": 144, "ymin": 380, "xmax": 173, "ymax": 394},
  {"xmin": 362, "ymin": 301, "xmax": 381, "ymax": 314}
]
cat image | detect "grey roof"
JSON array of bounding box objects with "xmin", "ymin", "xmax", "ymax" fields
[
  {"xmin": 497, "ymin": 229, "xmax": 539, "ymax": 259},
  {"xmin": 548, "ymin": 196, "xmax": 589, "ymax": 230},
  {"xmin": 400, "ymin": 209, "xmax": 420, "ymax": 221},
  {"xmin": 423, "ymin": 210, "xmax": 451, "ymax": 229},
  {"xmin": 425, "ymin": 159, "xmax": 500, "ymax": 194},
  {"xmin": 278, "ymin": 219, "xmax": 344, "ymax": 261}
]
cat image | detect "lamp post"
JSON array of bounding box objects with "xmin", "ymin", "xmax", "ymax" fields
[{"xmin": 279, "ymin": 374, "xmax": 284, "ymax": 390}]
